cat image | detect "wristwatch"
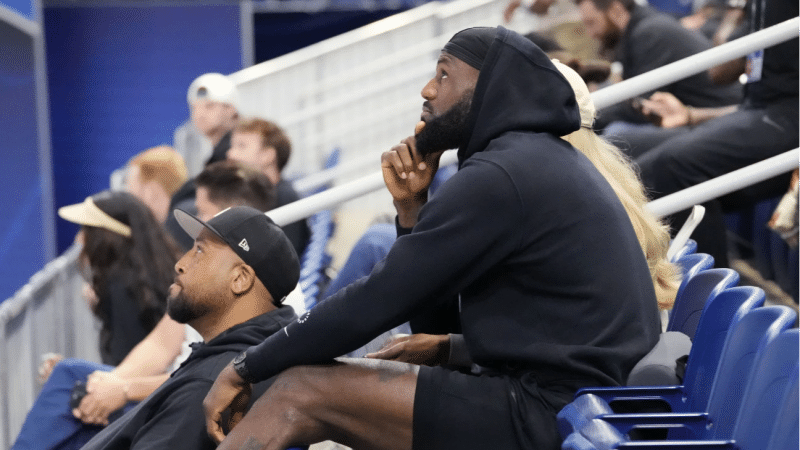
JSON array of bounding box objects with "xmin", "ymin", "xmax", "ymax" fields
[{"xmin": 232, "ymin": 351, "xmax": 257, "ymax": 384}]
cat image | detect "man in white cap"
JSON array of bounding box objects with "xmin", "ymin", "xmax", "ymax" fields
[
  {"xmin": 168, "ymin": 73, "xmax": 242, "ymax": 250},
  {"xmin": 174, "ymin": 73, "xmax": 241, "ymax": 178}
]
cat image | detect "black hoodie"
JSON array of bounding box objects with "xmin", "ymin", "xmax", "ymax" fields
[
  {"xmin": 81, "ymin": 306, "xmax": 296, "ymax": 450},
  {"xmin": 245, "ymin": 26, "xmax": 660, "ymax": 402}
]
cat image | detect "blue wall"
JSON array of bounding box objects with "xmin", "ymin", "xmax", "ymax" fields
[
  {"xmin": 0, "ymin": 1, "xmax": 50, "ymax": 302},
  {"xmin": 2, "ymin": 0, "xmax": 33, "ymax": 20},
  {"xmin": 45, "ymin": 4, "xmax": 243, "ymax": 253}
]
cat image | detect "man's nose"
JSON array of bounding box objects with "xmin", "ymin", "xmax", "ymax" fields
[{"xmin": 421, "ymin": 79, "xmax": 436, "ymax": 100}]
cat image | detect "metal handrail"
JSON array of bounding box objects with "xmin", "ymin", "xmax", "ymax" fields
[
  {"xmin": 646, "ymin": 149, "xmax": 799, "ymax": 218},
  {"xmin": 268, "ymin": 17, "xmax": 799, "ymax": 226}
]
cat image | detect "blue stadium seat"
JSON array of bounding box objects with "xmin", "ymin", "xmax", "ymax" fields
[
  {"xmin": 672, "ymin": 253, "xmax": 714, "ymax": 311},
  {"xmin": 563, "ymin": 328, "xmax": 799, "ymax": 450},
  {"xmin": 671, "ymin": 238, "xmax": 698, "ymax": 262},
  {"xmin": 765, "ymin": 365, "xmax": 799, "ymax": 450},
  {"xmin": 667, "ymin": 268, "xmax": 739, "ymax": 339},
  {"xmin": 591, "ymin": 306, "xmax": 797, "ymax": 440},
  {"xmin": 559, "ymin": 286, "xmax": 765, "ymax": 438},
  {"xmin": 297, "ymin": 148, "xmax": 339, "ymax": 309},
  {"xmin": 731, "ymin": 329, "xmax": 799, "ymax": 450}
]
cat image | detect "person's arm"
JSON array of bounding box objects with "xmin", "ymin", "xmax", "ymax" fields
[
  {"xmin": 112, "ymin": 313, "xmax": 186, "ymax": 378},
  {"xmin": 708, "ymin": 57, "xmax": 746, "ymax": 85},
  {"xmin": 381, "ymin": 135, "xmax": 445, "ymax": 229},
  {"xmin": 74, "ymin": 372, "xmax": 170, "ymax": 426},
  {"xmin": 640, "ymin": 92, "xmax": 738, "ymax": 128},
  {"xmin": 204, "ymin": 159, "xmax": 524, "ymax": 442},
  {"xmin": 713, "ymin": 6, "xmax": 746, "ymax": 46},
  {"xmin": 364, "ymin": 333, "xmax": 473, "ymax": 368}
]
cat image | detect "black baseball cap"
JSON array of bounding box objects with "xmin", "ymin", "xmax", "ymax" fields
[{"xmin": 174, "ymin": 206, "xmax": 300, "ymax": 303}]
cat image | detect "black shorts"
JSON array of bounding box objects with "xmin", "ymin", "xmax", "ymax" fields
[{"xmin": 412, "ymin": 365, "xmax": 566, "ymax": 450}]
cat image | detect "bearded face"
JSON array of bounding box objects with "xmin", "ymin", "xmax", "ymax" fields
[
  {"xmin": 167, "ymin": 283, "xmax": 214, "ymax": 324},
  {"xmin": 416, "ymin": 88, "xmax": 474, "ymax": 156}
]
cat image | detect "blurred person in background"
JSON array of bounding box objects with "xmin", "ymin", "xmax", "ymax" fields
[
  {"xmin": 634, "ymin": 0, "xmax": 798, "ymax": 269},
  {"xmin": 167, "ymin": 73, "xmax": 241, "ymax": 250},
  {"xmin": 227, "ymin": 118, "xmax": 310, "ymax": 258},
  {"xmin": 59, "ymin": 191, "xmax": 180, "ymax": 366},
  {"xmin": 124, "ymin": 145, "xmax": 188, "ymax": 225},
  {"xmin": 174, "ymin": 72, "xmax": 241, "ymax": 177},
  {"xmin": 575, "ymin": 0, "xmax": 742, "ymax": 141},
  {"xmin": 14, "ymin": 191, "xmax": 181, "ymax": 450}
]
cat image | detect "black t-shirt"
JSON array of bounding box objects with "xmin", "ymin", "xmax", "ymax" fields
[
  {"xmin": 743, "ymin": 0, "xmax": 798, "ymax": 107},
  {"xmin": 276, "ymin": 178, "xmax": 310, "ymax": 258}
]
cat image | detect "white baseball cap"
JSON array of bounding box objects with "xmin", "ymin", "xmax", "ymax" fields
[{"xmin": 187, "ymin": 73, "xmax": 241, "ymax": 111}]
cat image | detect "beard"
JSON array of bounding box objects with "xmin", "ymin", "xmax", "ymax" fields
[
  {"xmin": 416, "ymin": 89, "xmax": 474, "ymax": 156},
  {"xmin": 167, "ymin": 287, "xmax": 213, "ymax": 324}
]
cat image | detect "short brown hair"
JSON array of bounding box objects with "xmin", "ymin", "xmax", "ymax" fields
[
  {"xmin": 129, "ymin": 146, "xmax": 188, "ymax": 196},
  {"xmin": 195, "ymin": 160, "xmax": 277, "ymax": 212},
  {"xmin": 235, "ymin": 118, "xmax": 292, "ymax": 171}
]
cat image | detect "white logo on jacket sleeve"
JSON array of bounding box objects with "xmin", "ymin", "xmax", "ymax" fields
[{"xmin": 238, "ymin": 239, "xmax": 250, "ymax": 251}]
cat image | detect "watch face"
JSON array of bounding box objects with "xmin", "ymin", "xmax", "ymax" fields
[{"xmin": 233, "ymin": 353, "xmax": 246, "ymax": 365}]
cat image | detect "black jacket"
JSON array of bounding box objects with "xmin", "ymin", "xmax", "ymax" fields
[
  {"xmin": 245, "ymin": 27, "xmax": 660, "ymax": 393},
  {"xmin": 81, "ymin": 307, "xmax": 297, "ymax": 450},
  {"xmin": 597, "ymin": 5, "xmax": 743, "ymax": 127}
]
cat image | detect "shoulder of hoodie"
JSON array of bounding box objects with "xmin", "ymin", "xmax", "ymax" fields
[
  {"xmin": 629, "ymin": 6, "xmax": 708, "ymax": 48},
  {"xmin": 169, "ymin": 349, "xmax": 243, "ymax": 386},
  {"xmin": 464, "ymin": 131, "xmax": 580, "ymax": 182},
  {"xmin": 455, "ymin": 132, "xmax": 584, "ymax": 207}
]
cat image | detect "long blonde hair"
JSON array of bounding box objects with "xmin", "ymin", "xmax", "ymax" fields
[{"xmin": 554, "ymin": 60, "xmax": 681, "ymax": 309}]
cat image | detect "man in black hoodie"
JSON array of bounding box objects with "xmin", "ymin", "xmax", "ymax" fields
[
  {"xmin": 80, "ymin": 206, "xmax": 299, "ymax": 450},
  {"xmin": 204, "ymin": 27, "xmax": 659, "ymax": 450}
]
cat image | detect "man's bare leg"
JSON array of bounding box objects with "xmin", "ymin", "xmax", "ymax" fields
[{"xmin": 218, "ymin": 358, "xmax": 420, "ymax": 450}]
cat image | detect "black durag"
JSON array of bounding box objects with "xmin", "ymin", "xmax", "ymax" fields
[{"xmin": 442, "ymin": 27, "xmax": 496, "ymax": 70}]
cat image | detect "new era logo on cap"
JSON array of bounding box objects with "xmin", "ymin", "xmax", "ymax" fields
[{"xmin": 239, "ymin": 239, "xmax": 250, "ymax": 252}]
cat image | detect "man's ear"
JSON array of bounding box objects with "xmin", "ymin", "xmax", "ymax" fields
[{"xmin": 230, "ymin": 263, "xmax": 256, "ymax": 296}]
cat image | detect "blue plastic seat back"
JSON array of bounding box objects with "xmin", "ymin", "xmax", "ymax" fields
[
  {"xmin": 673, "ymin": 253, "xmax": 714, "ymax": 302},
  {"xmin": 557, "ymin": 393, "xmax": 614, "ymax": 439},
  {"xmin": 566, "ymin": 418, "xmax": 624, "ymax": 450},
  {"xmin": 671, "ymin": 238, "xmax": 698, "ymax": 262},
  {"xmin": 681, "ymin": 306, "xmax": 797, "ymax": 441},
  {"xmin": 733, "ymin": 329, "xmax": 799, "ymax": 450},
  {"xmin": 297, "ymin": 148, "xmax": 340, "ymax": 309},
  {"xmin": 668, "ymin": 268, "xmax": 740, "ymax": 339},
  {"xmin": 679, "ymin": 286, "xmax": 765, "ymax": 413},
  {"xmin": 766, "ymin": 365, "xmax": 799, "ymax": 450}
]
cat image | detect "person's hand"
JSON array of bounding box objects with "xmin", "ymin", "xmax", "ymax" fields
[
  {"xmin": 680, "ymin": 12, "xmax": 707, "ymax": 30},
  {"xmin": 381, "ymin": 133, "xmax": 444, "ymax": 227},
  {"xmin": 82, "ymin": 283, "xmax": 99, "ymax": 309},
  {"xmin": 640, "ymin": 92, "xmax": 690, "ymax": 128},
  {"xmin": 72, "ymin": 371, "xmax": 127, "ymax": 426},
  {"xmin": 204, "ymin": 362, "xmax": 252, "ymax": 444},
  {"xmin": 365, "ymin": 334, "xmax": 450, "ymax": 367},
  {"xmin": 38, "ymin": 353, "xmax": 64, "ymax": 385}
]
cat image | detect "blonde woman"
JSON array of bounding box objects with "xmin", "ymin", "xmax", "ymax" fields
[{"xmin": 553, "ymin": 59, "xmax": 681, "ymax": 310}]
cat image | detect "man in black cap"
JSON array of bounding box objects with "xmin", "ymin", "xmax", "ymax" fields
[
  {"xmin": 204, "ymin": 26, "xmax": 659, "ymax": 450},
  {"xmin": 80, "ymin": 206, "xmax": 299, "ymax": 450}
]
